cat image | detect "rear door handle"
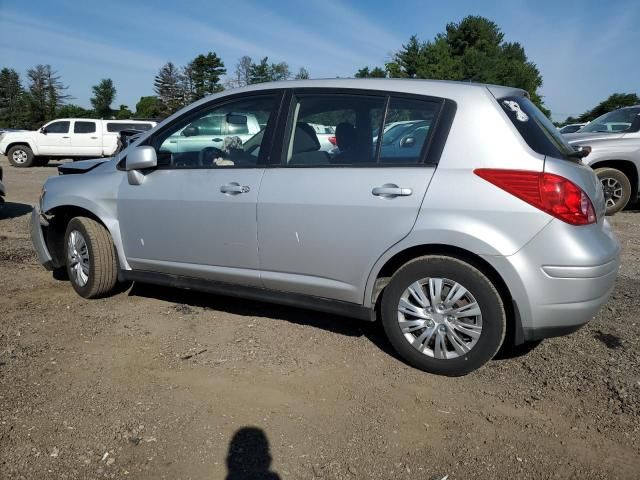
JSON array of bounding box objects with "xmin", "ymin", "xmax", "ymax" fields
[
  {"xmin": 372, "ymin": 185, "xmax": 413, "ymax": 197},
  {"xmin": 90, "ymin": 136, "xmax": 98, "ymax": 139},
  {"xmin": 220, "ymin": 183, "xmax": 250, "ymax": 195}
]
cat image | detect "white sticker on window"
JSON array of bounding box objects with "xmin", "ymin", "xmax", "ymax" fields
[{"xmin": 503, "ymin": 100, "xmax": 529, "ymax": 122}]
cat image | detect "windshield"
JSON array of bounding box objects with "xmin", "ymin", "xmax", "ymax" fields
[
  {"xmin": 580, "ymin": 107, "xmax": 640, "ymax": 133},
  {"xmin": 499, "ymin": 96, "xmax": 575, "ymax": 159}
]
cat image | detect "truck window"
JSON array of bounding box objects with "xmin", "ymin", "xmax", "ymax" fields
[
  {"xmin": 45, "ymin": 121, "xmax": 70, "ymax": 134},
  {"xmin": 106, "ymin": 122, "xmax": 153, "ymax": 132},
  {"xmin": 74, "ymin": 121, "xmax": 96, "ymax": 134}
]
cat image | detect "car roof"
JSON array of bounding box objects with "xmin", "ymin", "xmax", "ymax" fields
[{"xmin": 200, "ymin": 78, "xmax": 527, "ymax": 104}]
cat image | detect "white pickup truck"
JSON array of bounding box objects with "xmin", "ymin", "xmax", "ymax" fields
[{"xmin": 0, "ymin": 118, "xmax": 156, "ymax": 167}]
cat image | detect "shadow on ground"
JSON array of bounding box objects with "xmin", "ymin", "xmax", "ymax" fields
[
  {"xmin": 128, "ymin": 282, "xmax": 400, "ymax": 360},
  {"xmin": 0, "ymin": 202, "xmax": 32, "ymax": 220},
  {"xmin": 225, "ymin": 427, "xmax": 281, "ymax": 480}
]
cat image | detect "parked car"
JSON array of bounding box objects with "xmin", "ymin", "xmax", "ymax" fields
[
  {"xmin": 160, "ymin": 113, "xmax": 261, "ymax": 155},
  {"xmin": 30, "ymin": 79, "xmax": 619, "ymax": 376},
  {"xmin": 564, "ymin": 105, "xmax": 640, "ymax": 215},
  {"xmin": 558, "ymin": 123, "xmax": 587, "ymax": 134},
  {"xmin": 0, "ymin": 119, "xmax": 156, "ymax": 168},
  {"xmin": 0, "ymin": 164, "xmax": 5, "ymax": 205}
]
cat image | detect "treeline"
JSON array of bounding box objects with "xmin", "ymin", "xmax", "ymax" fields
[
  {"xmin": 2, "ymin": 15, "xmax": 637, "ymax": 129},
  {"xmin": 0, "ymin": 53, "xmax": 309, "ymax": 129}
]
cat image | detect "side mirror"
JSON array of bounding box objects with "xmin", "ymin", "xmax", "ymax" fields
[
  {"xmin": 182, "ymin": 126, "xmax": 199, "ymax": 137},
  {"xmin": 40, "ymin": 127, "xmax": 47, "ymax": 134},
  {"xmin": 400, "ymin": 136, "xmax": 416, "ymax": 148},
  {"xmin": 126, "ymin": 146, "xmax": 157, "ymax": 185}
]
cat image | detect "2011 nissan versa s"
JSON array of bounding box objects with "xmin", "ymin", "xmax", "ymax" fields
[{"xmin": 30, "ymin": 79, "xmax": 620, "ymax": 376}]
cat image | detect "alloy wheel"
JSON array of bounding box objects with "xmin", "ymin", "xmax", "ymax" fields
[
  {"xmin": 67, "ymin": 230, "xmax": 90, "ymax": 287},
  {"xmin": 601, "ymin": 177, "xmax": 624, "ymax": 209},
  {"xmin": 12, "ymin": 149, "xmax": 28, "ymax": 164}
]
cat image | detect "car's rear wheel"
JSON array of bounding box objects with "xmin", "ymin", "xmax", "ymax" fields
[
  {"xmin": 64, "ymin": 217, "xmax": 119, "ymax": 298},
  {"xmin": 8, "ymin": 145, "xmax": 34, "ymax": 168},
  {"xmin": 595, "ymin": 167, "xmax": 631, "ymax": 215},
  {"xmin": 381, "ymin": 255, "xmax": 506, "ymax": 376}
]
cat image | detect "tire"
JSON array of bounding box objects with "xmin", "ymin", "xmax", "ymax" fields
[
  {"xmin": 595, "ymin": 167, "xmax": 631, "ymax": 215},
  {"xmin": 7, "ymin": 145, "xmax": 35, "ymax": 168},
  {"xmin": 381, "ymin": 255, "xmax": 506, "ymax": 376},
  {"xmin": 64, "ymin": 217, "xmax": 119, "ymax": 299}
]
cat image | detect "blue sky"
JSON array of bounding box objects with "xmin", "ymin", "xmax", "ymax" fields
[{"xmin": 1, "ymin": 0, "xmax": 638, "ymax": 121}]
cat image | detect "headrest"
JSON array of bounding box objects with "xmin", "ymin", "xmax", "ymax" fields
[
  {"xmin": 335, "ymin": 122, "xmax": 356, "ymax": 149},
  {"xmin": 293, "ymin": 122, "xmax": 321, "ymax": 153}
]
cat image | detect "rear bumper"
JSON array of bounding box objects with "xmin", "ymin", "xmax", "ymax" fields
[
  {"xmin": 30, "ymin": 207, "xmax": 55, "ymax": 270},
  {"xmin": 485, "ymin": 218, "xmax": 620, "ymax": 343}
]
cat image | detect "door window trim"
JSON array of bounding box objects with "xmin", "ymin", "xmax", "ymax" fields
[
  {"xmin": 270, "ymin": 88, "xmax": 456, "ymax": 169},
  {"xmin": 133, "ymin": 90, "xmax": 287, "ymax": 170}
]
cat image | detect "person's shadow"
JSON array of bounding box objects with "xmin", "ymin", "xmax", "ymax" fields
[{"xmin": 225, "ymin": 427, "xmax": 281, "ymax": 480}]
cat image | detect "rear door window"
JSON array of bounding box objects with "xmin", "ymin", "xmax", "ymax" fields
[
  {"xmin": 74, "ymin": 121, "xmax": 96, "ymax": 134},
  {"xmin": 499, "ymin": 96, "xmax": 574, "ymax": 159},
  {"xmin": 379, "ymin": 97, "xmax": 441, "ymax": 164}
]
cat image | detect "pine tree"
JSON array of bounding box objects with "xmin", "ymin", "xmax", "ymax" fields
[
  {"xmin": 186, "ymin": 52, "xmax": 226, "ymax": 101},
  {"xmin": 0, "ymin": 68, "xmax": 26, "ymax": 128},
  {"xmin": 295, "ymin": 67, "xmax": 310, "ymax": 80},
  {"xmin": 154, "ymin": 62, "xmax": 187, "ymax": 115}
]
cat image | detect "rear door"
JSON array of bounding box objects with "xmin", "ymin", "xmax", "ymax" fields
[
  {"xmin": 37, "ymin": 120, "xmax": 71, "ymax": 155},
  {"xmin": 257, "ymin": 90, "xmax": 448, "ymax": 303},
  {"xmin": 71, "ymin": 120, "xmax": 101, "ymax": 156}
]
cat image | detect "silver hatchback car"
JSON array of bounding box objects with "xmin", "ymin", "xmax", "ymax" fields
[{"xmin": 30, "ymin": 79, "xmax": 620, "ymax": 376}]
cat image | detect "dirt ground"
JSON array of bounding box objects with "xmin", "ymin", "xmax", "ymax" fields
[{"xmin": 0, "ymin": 156, "xmax": 638, "ymax": 480}]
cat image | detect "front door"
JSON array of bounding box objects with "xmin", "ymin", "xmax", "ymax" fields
[
  {"xmin": 117, "ymin": 92, "xmax": 283, "ymax": 287},
  {"xmin": 37, "ymin": 120, "xmax": 71, "ymax": 155},
  {"xmin": 257, "ymin": 92, "xmax": 443, "ymax": 304}
]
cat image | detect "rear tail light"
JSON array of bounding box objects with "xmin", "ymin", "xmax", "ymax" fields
[
  {"xmin": 328, "ymin": 136, "xmax": 337, "ymax": 146},
  {"xmin": 474, "ymin": 169, "xmax": 596, "ymax": 225}
]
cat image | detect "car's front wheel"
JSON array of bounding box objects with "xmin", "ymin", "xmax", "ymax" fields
[
  {"xmin": 381, "ymin": 255, "xmax": 506, "ymax": 376},
  {"xmin": 595, "ymin": 167, "xmax": 631, "ymax": 215},
  {"xmin": 64, "ymin": 217, "xmax": 119, "ymax": 298},
  {"xmin": 8, "ymin": 145, "xmax": 35, "ymax": 168}
]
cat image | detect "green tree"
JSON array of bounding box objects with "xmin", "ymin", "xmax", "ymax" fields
[
  {"xmin": 0, "ymin": 68, "xmax": 26, "ymax": 128},
  {"xmin": 248, "ymin": 57, "xmax": 292, "ymax": 84},
  {"xmin": 572, "ymin": 93, "xmax": 640, "ymax": 123},
  {"xmin": 135, "ymin": 96, "xmax": 163, "ymax": 119},
  {"xmin": 354, "ymin": 66, "xmax": 387, "ymax": 78},
  {"xmin": 154, "ymin": 62, "xmax": 187, "ymax": 115},
  {"xmin": 295, "ymin": 67, "xmax": 310, "ymax": 80},
  {"xmin": 186, "ymin": 52, "xmax": 226, "ymax": 101},
  {"xmin": 248, "ymin": 57, "xmax": 273, "ymax": 84},
  {"xmin": 91, "ymin": 78, "xmax": 116, "ymax": 118},
  {"xmin": 57, "ymin": 104, "xmax": 93, "ymax": 118},
  {"xmin": 377, "ymin": 16, "xmax": 549, "ymax": 116},
  {"xmin": 115, "ymin": 104, "xmax": 133, "ymax": 119},
  {"xmin": 24, "ymin": 64, "xmax": 70, "ymax": 128}
]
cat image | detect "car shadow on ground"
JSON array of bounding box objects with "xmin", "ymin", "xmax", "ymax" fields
[
  {"xmin": 0, "ymin": 202, "xmax": 32, "ymax": 220},
  {"xmin": 128, "ymin": 282, "xmax": 538, "ymax": 365},
  {"xmin": 128, "ymin": 282, "xmax": 401, "ymax": 360},
  {"xmin": 224, "ymin": 426, "xmax": 281, "ymax": 480}
]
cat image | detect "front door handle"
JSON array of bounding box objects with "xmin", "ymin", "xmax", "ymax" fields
[
  {"xmin": 212, "ymin": 138, "xmax": 223, "ymax": 142},
  {"xmin": 372, "ymin": 185, "xmax": 413, "ymax": 197},
  {"xmin": 220, "ymin": 183, "xmax": 250, "ymax": 195},
  {"xmin": 62, "ymin": 136, "xmax": 70, "ymax": 139}
]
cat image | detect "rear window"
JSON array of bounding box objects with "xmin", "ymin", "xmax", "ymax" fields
[
  {"xmin": 499, "ymin": 96, "xmax": 574, "ymax": 159},
  {"xmin": 107, "ymin": 122, "xmax": 153, "ymax": 132},
  {"xmin": 74, "ymin": 121, "xmax": 96, "ymax": 134}
]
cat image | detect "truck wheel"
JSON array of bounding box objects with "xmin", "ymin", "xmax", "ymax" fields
[
  {"xmin": 64, "ymin": 217, "xmax": 119, "ymax": 299},
  {"xmin": 381, "ymin": 255, "xmax": 506, "ymax": 376},
  {"xmin": 595, "ymin": 167, "xmax": 631, "ymax": 215},
  {"xmin": 8, "ymin": 145, "xmax": 35, "ymax": 168}
]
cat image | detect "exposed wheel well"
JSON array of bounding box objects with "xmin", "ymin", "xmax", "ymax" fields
[
  {"xmin": 44, "ymin": 206, "xmax": 106, "ymax": 268},
  {"xmin": 372, "ymin": 244, "xmax": 522, "ymax": 346},
  {"xmin": 6, "ymin": 142, "xmax": 32, "ymax": 153},
  {"xmin": 591, "ymin": 160, "xmax": 639, "ymax": 201}
]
